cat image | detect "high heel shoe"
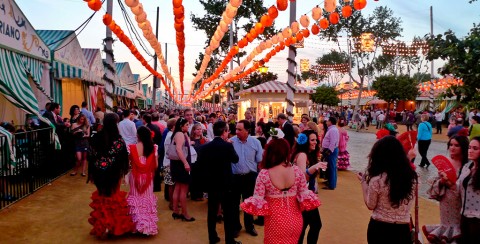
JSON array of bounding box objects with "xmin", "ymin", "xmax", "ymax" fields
[
  {"xmin": 172, "ymin": 213, "xmax": 182, "ymax": 220},
  {"xmin": 182, "ymin": 215, "xmax": 196, "ymax": 222}
]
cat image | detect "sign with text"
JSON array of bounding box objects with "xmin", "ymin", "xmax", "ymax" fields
[{"xmin": 0, "ymin": 0, "xmax": 50, "ymax": 61}]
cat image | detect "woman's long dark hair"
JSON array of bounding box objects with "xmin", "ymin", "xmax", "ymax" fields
[
  {"xmin": 69, "ymin": 105, "xmax": 79, "ymax": 117},
  {"xmin": 89, "ymin": 113, "xmax": 129, "ymax": 196},
  {"xmin": 448, "ymin": 135, "xmax": 469, "ymax": 170},
  {"xmin": 137, "ymin": 126, "xmax": 154, "ymax": 157},
  {"xmin": 470, "ymin": 137, "xmax": 480, "ymax": 190},
  {"xmin": 171, "ymin": 117, "xmax": 188, "ymax": 140},
  {"xmin": 367, "ymin": 136, "xmax": 417, "ymax": 208},
  {"xmin": 261, "ymin": 138, "xmax": 291, "ymax": 169},
  {"xmin": 291, "ymin": 130, "xmax": 320, "ymax": 167}
]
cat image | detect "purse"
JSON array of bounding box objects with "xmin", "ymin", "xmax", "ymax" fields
[{"xmin": 166, "ymin": 134, "xmax": 188, "ymax": 161}]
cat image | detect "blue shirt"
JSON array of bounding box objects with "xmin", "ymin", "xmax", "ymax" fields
[
  {"xmin": 81, "ymin": 108, "xmax": 96, "ymax": 125},
  {"xmin": 417, "ymin": 122, "xmax": 432, "ymax": 140},
  {"xmin": 231, "ymin": 136, "xmax": 263, "ymax": 175}
]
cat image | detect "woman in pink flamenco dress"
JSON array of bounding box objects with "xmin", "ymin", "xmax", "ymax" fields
[
  {"xmin": 127, "ymin": 126, "xmax": 159, "ymax": 235},
  {"xmin": 423, "ymin": 134, "xmax": 469, "ymax": 243},
  {"xmin": 241, "ymin": 138, "xmax": 321, "ymax": 244}
]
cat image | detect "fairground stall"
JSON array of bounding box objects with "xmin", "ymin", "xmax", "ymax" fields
[
  {"xmin": 235, "ymin": 80, "xmax": 313, "ymax": 123},
  {"xmin": 113, "ymin": 62, "xmax": 136, "ymax": 108},
  {"xmin": 82, "ymin": 48, "xmax": 106, "ymax": 112},
  {"xmin": 38, "ymin": 30, "xmax": 102, "ymax": 118}
]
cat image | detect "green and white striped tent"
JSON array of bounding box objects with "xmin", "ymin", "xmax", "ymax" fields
[{"xmin": 0, "ymin": 48, "xmax": 60, "ymax": 150}]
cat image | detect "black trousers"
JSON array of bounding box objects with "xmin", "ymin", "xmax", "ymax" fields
[
  {"xmin": 208, "ymin": 190, "xmax": 235, "ymax": 244},
  {"xmin": 232, "ymin": 172, "xmax": 257, "ymax": 231},
  {"xmin": 436, "ymin": 121, "xmax": 442, "ymax": 133},
  {"xmin": 189, "ymin": 163, "xmax": 204, "ymax": 200},
  {"xmin": 367, "ymin": 218, "xmax": 410, "ymax": 244},
  {"xmin": 298, "ymin": 208, "xmax": 322, "ymax": 244},
  {"xmin": 418, "ymin": 139, "xmax": 431, "ymax": 167},
  {"xmin": 461, "ymin": 216, "xmax": 480, "ymax": 244}
]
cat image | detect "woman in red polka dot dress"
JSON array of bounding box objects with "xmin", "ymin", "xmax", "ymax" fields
[{"xmin": 241, "ymin": 138, "xmax": 321, "ymax": 244}]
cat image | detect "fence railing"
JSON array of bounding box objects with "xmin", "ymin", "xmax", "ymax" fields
[{"xmin": 0, "ymin": 127, "xmax": 72, "ymax": 210}]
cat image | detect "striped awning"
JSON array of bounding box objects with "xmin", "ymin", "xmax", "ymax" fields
[
  {"xmin": 237, "ymin": 80, "xmax": 314, "ymax": 95},
  {"xmin": 53, "ymin": 61, "xmax": 82, "ymax": 79},
  {"xmin": 113, "ymin": 86, "xmax": 135, "ymax": 99},
  {"xmin": 147, "ymin": 98, "xmax": 152, "ymax": 105},
  {"xmin": 0, "ymin": 48, "xmax": 60, "ymax": 149}
]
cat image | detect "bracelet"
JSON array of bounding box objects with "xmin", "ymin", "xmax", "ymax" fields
[{"xmin": 306, "ymin": 169, "xmax": 313, "ymax": 177}]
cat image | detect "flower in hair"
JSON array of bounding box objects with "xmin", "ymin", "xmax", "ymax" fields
[
  {"xmin": 268, "ymin": 127, "xmax": 284, "ymax": 139},
  {"xmin": 297, "ymin": 133, "xmax": 308, "ymax": 145}
]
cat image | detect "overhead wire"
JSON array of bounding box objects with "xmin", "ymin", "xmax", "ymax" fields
[{"xmin": 117, "ymin": 0, "xmax": 154, "ymax": 57}]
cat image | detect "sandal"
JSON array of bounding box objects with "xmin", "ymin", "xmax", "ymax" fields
[
  {"xmin": 70, "ymin": 172, "xmax": 77, "ymax": 176},
  {"xmin": 81, "ymin": 173, "xmax": 87, "ymax": 177}
]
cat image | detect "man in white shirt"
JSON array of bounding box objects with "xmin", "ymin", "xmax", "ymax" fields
[
  {"xmin": 434, "ymin": 110, "xmax": 443, "ymax": 134},
  {"xmin": 206, "ymin": 112, "xmax": 217, "ymax": 141},
  {"xmin": 118, "ymin": 109, "xmax": 137, "ymax": 146},
  {"xmin": 377, "ymin": 112, "xmax": 385, "ymax": 129}
]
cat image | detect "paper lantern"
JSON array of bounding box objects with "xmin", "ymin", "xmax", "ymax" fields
[
  {"xmin": 219, "ymin": 20, "xmax": 228, "ymax": 33},
  {"xmin": 88, "ymin": 0, "xmax": 102, "ymax": 11},
  {"xmin": 268, "ymin": 5, "xmax": 279, "ymax": 19},
  {"xmin": 102, "ymin": 13, "xmax": 112, "ymax": 26},
  {"xmin": 302, "ymin": 29, "xmax": 310, "ymax": 38},
  {"xmin": 296, "ymin": 32, "xmax": 304, "ymax": 42},
  {"xmin": 329, "ymin": 12, "xmax": 340, "ymax": 24},
  {"xmin": 311, "ymin": 24, "xmax": 320, "ymax": 35},
  {"xmin": 312, "ymin": 5, "xmax": 323, "ymax": 21},
  {"xmin": 173, "ymin": 0, "xmax": 183, "ymax": 8},
  {"xmin": 324, "ymin": 0, "xmax": 336, "ymax": 13},
  {"xmin": 260, "ymin": 15, "xmax": 270, "ymax": 27},
  {"xmin": 282, "ymin": 27, "xmax": 292, "ymax": 38},
  {"xmin": 255, "ymin": 23, "xmax": 263, "ymax": 34},
  {"xmin": 320, "ymin": 18, "xmax": 329, "ymax": 29},
  {"xmin": 291, "ymin": 21, "xmax": 300, "ymax": 34},
  {"xmin": 125, "ymin": 0, "xmax": 139, "ymax": 8},
  {"xmin": 277, "ymin": 0, "xmax": 288, "ymax": 11},
  {"xmin": 272, "ymin": 35, "xmax": 279, "ymax": 44},
  {"xmin": 226, "ymin": 5, "xmax": 237, "ymax": 18},
  {"xmin": 300, "ymin": 15, "xmax": 310, "ymax": 28},
  {"xmin": 353, "ymin": 0, "xmax": 367, "ymax": 10},
  {"xmin": 342, "ymin": 6, "xmax": 353, "ymax": 18},
  {"xmin": 277, "ymin": 32, "xmax": 284, "ymax": 41},
  {"xmin": 173, "ymin": 6, "xmax": 184, "ymax": 16},
  {"xmin": 230, "ymin": 0, "xmax": 242, "ymax": 8},
  {"xmin": 135, "ymin": 12, "xmax": 147, "ymax": 22},
  {"xmin": 131, "ymin": 3, "xmax": 143, "ymax": 15}
]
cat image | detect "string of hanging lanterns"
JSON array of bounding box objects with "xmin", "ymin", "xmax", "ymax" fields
[
  {"xmin": 123, "ymin": 0, "xmax": 179, "ymax": 97},
  {"xmin": 417, "ymin": 78, "xmax": 463, "ymax": 92},
  {"xmin": 188, "ymin": 0, "xmax": 243, "ymax": 96},
  {"xmin": 172, "ymin": 0, "xmax": 186, "ymax": 99},
  {"xmin": 102, "ymin": 13, "xmax": 177, "ymax": 102}
]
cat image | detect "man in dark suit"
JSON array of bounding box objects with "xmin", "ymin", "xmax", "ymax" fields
[
  {"xmin": 196, "ymin": 121, "xmax": 241, "ymax": 244},
  {"xmin": 42, "ymin": 102, "xmax": 70, "ymax": 134},
  {"xmin": 277, "ymin": 113, "xmax": 295, "ymax": 148}
]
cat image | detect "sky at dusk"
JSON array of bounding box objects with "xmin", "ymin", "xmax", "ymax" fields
[{"xmin": 15, "ymin": 0, "xmax": 480, "ymax": 96}]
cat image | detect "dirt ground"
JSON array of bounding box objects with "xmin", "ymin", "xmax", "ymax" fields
[{"xmin": 0, "ymin": 170, "xmax": 439, "ymax": 244}]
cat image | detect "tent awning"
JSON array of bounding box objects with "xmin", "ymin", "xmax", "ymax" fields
[
  {"xmin": 113, "ymin": 86, "xmax": 135, "ymax": 99},
  {"xmin": 236, "ymin": 80, "xmax": 313, "ymax": 96},
  {"xmin": 52, "ymin": 61, "xmax": 104, "ymax": 85},
  {"xmin": 367, "ymin": 99, "xmax": 387, "ymax": 105}
]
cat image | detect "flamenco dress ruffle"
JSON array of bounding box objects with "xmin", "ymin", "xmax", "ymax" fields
[
  {"xmin": 127, "ymin": 193, "xmax": 158, "ymax": 235},
  {"xmin": 88, "ymin": 190, "xmax": 135, "ymax": 237}
]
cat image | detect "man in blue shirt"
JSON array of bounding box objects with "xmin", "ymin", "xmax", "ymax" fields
[
  {"xmin": 231, "ymin": 120, "xmax": 263, "ymax": 238},
  {"xmin": 80, "ymin": 102, "xmax": 96, "ymax": 125}
]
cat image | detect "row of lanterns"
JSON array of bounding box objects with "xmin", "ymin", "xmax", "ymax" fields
[
  {"xmin": 125, "ymin": 0, "xmax": 178, "ymax": 97},
  {"xmin": 173, "ymin": 0, "xmax": 186, "ymax": 99},
  {"xmin": 418, "ymin": 78, "xmax": 464, "ymax": 92},
  {"xmin": 191, "ymin": 4, "xmax": 280, "ymax": 99},
  {"xmin": 102, "ymin": 13, "xmax": 177, "ymax": 102},
  {"xmin": 189, "ymin": 0, "xmax": 243, "ymax": 95}
]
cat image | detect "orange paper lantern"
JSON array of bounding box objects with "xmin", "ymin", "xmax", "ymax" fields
[
  {"xmin": 312, "ymin": 5, "xmax": 323, "ymax": 21},
  {"xmin": 268, "ymin": 5, "xmax": 279, "ymax": 19},
  {"xmin": 296, "ymin": 32, "xmax": 304, "ymax": 42},
  {"xmin": 311, "ymin": 24, "xmax": 320, "ymax": 35},
  {"xmin": 88, "ymin": 0, "xmax": 102, "ymax": 11},
  {"xmin": 254, "ymin": 23, "xmax": 263, "ymax": 34},
  {"xmin": 260, "ymin": 15, "xmax": 270, "ymax": 27},
  {"xmin": 172, "ymin": 0, "xmax": 182, "ymax": 8},
  {"xmin": 302, "ymin": 29, "xmax": 310, "ymax": 38},
  {"xmin": 102, "ymin": 14, "xmax": 112, "ymax": 26},
  {"xmin": 320, "ymin": 18, "xmax": 329, "ymax": 29},
  {"xmin": 277, "ymin": 0, "xmax": 288, "ymax": 11},
  {"xmin": 329, "ymin": 12, "xmax": 340, "ymax": 24},
  {"xmin": 342, "ymin": 6, "xmax": 353, "ymax": 18},
  {"xmin": 353, "ymin": 0, "xmax": 367, "ymax": 10}
]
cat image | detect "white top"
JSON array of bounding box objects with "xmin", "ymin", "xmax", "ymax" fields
[
  {"xmin": 377, "ymin": 114, "xmax": 385, "ymax": 121},
  {"xmin": 163, "ymin": 131, "xmax": 173, "ymax": 167},
  {"xmin": 206, "ymin": 122, "xmax": 214, "ymax": 141},
  {"xmin": 118, "ymin": 118, "xmax": 137, "ymax": 146},
  {"xmin": 434, "ymin": 112, "xmax": 443, "ymax": 122}
]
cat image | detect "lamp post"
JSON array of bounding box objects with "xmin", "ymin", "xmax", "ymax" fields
[{"xmin": 258, "ymin": 65, "xmax": 269, "ymax": 74}]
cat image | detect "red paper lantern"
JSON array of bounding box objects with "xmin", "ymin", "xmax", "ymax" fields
[
  {"xmin": 311, "ymin": 24, "xmax": 320, "ymax": 35},
  {"xmin": 329, "ymin": 12, "xmax": 340, "ymax": 24},
  {"xmin": 102, "ymin": 14, "xmax": 112, "ymax": 26},
  {"xmin": 88, "ymin": 0, "xmax": 102, "ymax": 11},
  {"xmin": 172, "ymin": 0, "xmax": 182, "ymax": 8},
  {"xmin": 254, "ymin": 23, "xmax": 263, "ymax": 34},
  {"xmin": 268, "ymin": 5, "xmax": 279, "ymax": 19},
  {"xmin": 277, "ymin": 0, "xmax": 288, "ymax": 11},
  {"xmin": 296, "ymin": 32, "xmax": 304, "ymax": 42},
  {"xmin": 319, "ymin": 18, "xmax": 329, "ymax": 29},
  {"xmin": 353, "ymin": 0, "xmax": 367, "ymax": 10},
  {"xmin": 342, "ymin": 6, "xmax": 353, "ymax": 18},
  {"xmin": 302, "ymin": 29, "xmax": 310, "ymax": 38}
]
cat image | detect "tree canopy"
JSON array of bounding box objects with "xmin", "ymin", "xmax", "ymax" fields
[
  {"xmin": 243, "ymin": 72, "xmax": 278, "ymax": 89},
  {"xmin": 310, "ymin": 85, "xmax": 340, "ymax": 107},
  {"xmin": 427, "ymin": 23, "xmax": 480, "ymax": 107},
  {"xmin": 372, "ymin": 75, "xmax": 419, "ymax": 105}
]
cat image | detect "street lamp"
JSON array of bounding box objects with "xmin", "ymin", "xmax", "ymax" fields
[{"xmin": 258, "ymin": 65, "xmax": 269, "ymax": 74}]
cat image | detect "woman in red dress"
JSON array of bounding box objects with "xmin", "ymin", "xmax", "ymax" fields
[
  {"xmin": 87, "ymin": 113, "xmax": 134, "ymax": 238},
  {"xmin": 241, "ymin": 138, "xmax": 320, "ymax": 244}
]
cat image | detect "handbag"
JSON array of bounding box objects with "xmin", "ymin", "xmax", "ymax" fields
[{"xmin": 166, "ymin": 134, "xmax": 188, "ymax": 161}]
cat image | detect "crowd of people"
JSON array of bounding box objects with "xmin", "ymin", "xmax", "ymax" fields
[{"xmin": 2, "ymin": 102, "xmax": 480, "ymax": 243}]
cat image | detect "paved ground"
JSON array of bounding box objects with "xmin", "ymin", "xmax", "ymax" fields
[{"xmin": 0, "ymin": 126, "xmax": 445, "ymax": 244}]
